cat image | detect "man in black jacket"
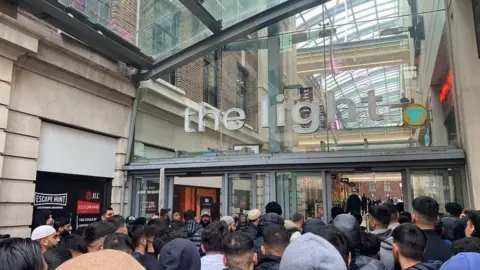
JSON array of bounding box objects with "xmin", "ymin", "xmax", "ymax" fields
[
  {"xmin": 412, "ymin": 196, "xmax": 452, "ymax": 263},
  {"xmin": 255, "ymin": 227, "xmax": 289, "ymax": 270},
  {"xmin": 254, "ymin": 213, "xmax": 285, "ymax": 265},
  {"xmin": 242, "ymin": 209, "xmax": 262, "ymax": 240}
]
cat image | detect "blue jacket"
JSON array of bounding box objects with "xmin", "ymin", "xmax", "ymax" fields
[{"xmin": 184, "ymin": 220, "xmax": 203, "ymax": 252}]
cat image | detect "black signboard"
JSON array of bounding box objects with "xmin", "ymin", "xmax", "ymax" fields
[
  {"xmin": 473, "ymin": 0, "xmax": 480, "ymax": 58},
  {"xmin": 33, "ymin": 172, "xmax": 109, "ymax": 232}
]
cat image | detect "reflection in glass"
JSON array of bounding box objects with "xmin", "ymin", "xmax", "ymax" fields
[
  {"xmin": 411, "ymin": 169, "xmax": 457, "ymax": 211},
  {"xmin": 136, "ymin": 177, "xmax": 160, "ymax": 218}
]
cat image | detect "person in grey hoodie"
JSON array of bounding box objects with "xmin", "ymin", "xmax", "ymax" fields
[
  {"xmin": 368, "ymin": 205, "xmax": 395, "ymax": 270},
  {"xmin": 201, "ymin": 221, "xmax": 229, "ymax": 270},
  {"xmin": 279, "ymin": 233, "xmax": 347, "ymax": 270},
  {"xmin": 333, "ymin": 214, "xmax": 386, "ymax": 270}
]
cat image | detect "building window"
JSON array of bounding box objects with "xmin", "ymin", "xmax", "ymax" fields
[
  {"xmin": 204, "ymin": 52, "xmax": 219, "ymax": 108},
  {"xmin": 384, "ymin": 182, "xmax": 391, "ymax": 192},
  {"xmin": 152, "ymin": 0, "xmax": 179, "ymax": 54},
  {"xmin": 369, "ymin": 182, "xmax": 376, "ymax": 191},
  {"xmin": 60, "ymin": 0, "xmax": 111, "ymax": 26},
  {"xmin": 160, "ymin": 70, "xmax": 176, "ymax": 85},
  {"xmin": 236, "ymin": 64, "xmax": 248, "ymax": 114}
]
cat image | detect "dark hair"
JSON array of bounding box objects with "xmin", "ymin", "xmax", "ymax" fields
[
  {"xmin": 369, "ymin": 205, "xmax": 391, "ymax": 227},
  {"xmin": 201, "ymin": 221, "xmax": 229, "ymax": 253},
  {"xmin": 53, "ymin": 217, "xmax": 70, "ymax": 231},
  {"xmin": 398, "ymin": 212, "xmax": 412, "ymax": 224},
  {"xmin": 263, "ymin": 227, "xmax": 289, "ymax": 253},
  {"xmin": 291, "ymin": 212, "xmax": 304, "ymax": 223},
  {"xmin": 60, "ymin": 234, "xmax": 87, "ymax": 254},
  {"xmin": 445, "ymin": 202, "xmax": 463, "ymax": 218},
  {"xmin": 392, "ymin": 223, "xmax": 427, "ymax": 261},
  {"xmin": 0, "ymin": 238, "xmax": 44, "ymax": 270},
  {"xmin": 382, "ymin": 202, "xmax": 399, "ymax": 215},
  {"xmin": 103, "ymin": 233, "xmax": 134, "ymax": 253},
  {"xmin": 396, "ymin": 202, "xmax": 405, "ymax": 213},
  {"xmin": 309, "ymin": 224, "xmax": 350, "ymax": 266},
  {"xmin": 129, "ymin": 225, "xmax": 146, "ymax": 247},
  {"xmin": 223, "ymin": 231, "xmax": 255, "ymax": 268},
  {"xmin": 184, "ymin": 210, "xmax": 196, "ymax": 220},
  {"xmin": 302, "ymin": 218, "xmax": 326, "ymax": 235},
  {"xmin": 170, "ymin": 220, "xmax": 184, "ymax": 230},
  {"xmin": 412, "ymin": 196, "xmax": 439, "ymax": 224},
  {"xmin": 331, "ymin": 206, "xmax": 345, "ymax": 220},
  {"xmin": 346, "ymin": 194, "xmax": 362, "ymax": 215},
  {"xmin": 107, "ymin": 215, "xmax": 126, "ymax": 231},
  {"xmin": 466, "ymin": 210, "xmax": 480, "ymax": 238},
  {"xmin": 153, "ymin": 227, "xmax": 188, "ymax": 257},
  {"xmin": 360, "ymin": 232, "xmax": 381, "ymax": 257},
  {"xmin": 144, "ymin": 225, "xmax": 158, "ymax": 239},
  {"xmin": 265, "ymin": 201, "xmax": 283, "ymax": 216},
  {"xmin": 73, "ymin": 226, "xmax": 87, "ymax": 237},
  {"xmin": 353, "ymin": 212, "xmax": 363, "ymax": 227},
  {"xmin": 43, "ymin": 247, "xmax": 72, "ymax": 269},
  {"xmin": 147, "ymin": 217, "xmax": 170, "ymax": 229},
  {"xmin": 83, "ymin": 221, "xmax": 116, "ymax": 245},
  {"xmin": 452, "ymin": 237, "xmax": 480, "ymax": 254},
  {"xmin": 102, "ymin": 207, "xmax": 114, "ymax": 215}
]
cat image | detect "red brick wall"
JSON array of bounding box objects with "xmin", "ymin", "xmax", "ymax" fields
[{"xmin": 111, "ymin": 0, "xmax": 137, "ymax": 43}]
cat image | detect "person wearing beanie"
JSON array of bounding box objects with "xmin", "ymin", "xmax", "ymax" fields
[
  {"xmin": 265, "ymin": 201, "xmax": 282, "ymax": 216},
  {"xmin": 57, "ymin": 249, "xmax": 144, "ymax": 270},
  {"xmin": 440, "ymin": 252, "xmax": 480, "ymax": 270},
  {"xmin": 242, "ymin": 209, "xmax": 262, "ymax": 240},
  {"xmin": 31, "ymin": 225, "xmax": 60, "ymax": 252},
  {"xmin": 221, "ymin": 216, "xmax": 237, "ymax": 232},
  {"xmin": 279, "ymin": 232, "xmax": 347, "ymax": 270}
]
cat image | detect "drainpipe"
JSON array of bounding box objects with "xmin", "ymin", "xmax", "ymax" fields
[{"xmin": 121, "ymin": 86, "xmax": 140, "ymax": 216}]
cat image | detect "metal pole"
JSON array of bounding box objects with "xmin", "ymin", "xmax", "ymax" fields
[{"xmin": 158, "ymin": 168, "xmax": 165, "ymax": 213}]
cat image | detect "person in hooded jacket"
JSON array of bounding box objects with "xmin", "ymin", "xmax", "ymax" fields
[
  {"xmin": 254, "ymin": 213, "xmax": 285, "ymax": 265},
  {"xmin": 392, "ymin": 223, "xmax": 442, "ymax": 270},
  {"xmin": 368, "ymin": 205, "xmax": 395, "ymax": 270},
  {"xmin": 347, "ymin": 194, "xmax": 362, "ymax": 216},
  {"xmin": 183, "ymin": 210, "xmax": 204, "ymax": 253},
  {"xmin": 440, "ymin": 202, "xmax": 463, "ymax": 242},
  {"xmin": 159, "ymin": 238, "xmax": 201, "ymax": 270},
  {"xmin": 255, "ymin": 227, "xmax": 289, "ymax": 270},
  {"xmin": 242, "ymin": 209, "xmax": 262, "ymax": 240},
  {"xmin": 333, "ymin": 213, "xmax": 386, "ymax": 270}
]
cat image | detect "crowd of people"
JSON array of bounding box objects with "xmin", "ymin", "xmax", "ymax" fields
[{"xmin": 1, "ymin": 196, "xmax": 480, "ymax": 269}]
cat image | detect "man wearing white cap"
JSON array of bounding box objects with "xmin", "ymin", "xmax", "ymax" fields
[
  {"xmin": 220, "ymin": 216, "xmax": 237, "ymax": 232},
  {"xmin": 242, "ymin": 209, "xmax": 262, "ymax": 240},
  {"xmin": 31, "ymin": 225, "xmax": 59, "ymax": 252}
]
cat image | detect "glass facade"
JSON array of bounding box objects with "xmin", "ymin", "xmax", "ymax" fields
[{"xmin": 132, "ymin": 0, "xmax": 456, "ymax": 161}]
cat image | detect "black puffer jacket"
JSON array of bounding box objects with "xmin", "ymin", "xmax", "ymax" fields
[
  {"xmin": 254, "ymin": 255, "xmax": 281, "ymax": 270},
  {"xmin": 333, "ymin": 214, "xmax": 386, "ymax": 270},
  {"xmin": 405, "ymin": 261, "xmax": 441, "ymax": 270},
  {"xmin": 254, "ymin": 213, "xmax": 285, "ymax": 265},
  {"xmin": 241, "ymin": 221, "xmax": 261, "ymax": 240}
]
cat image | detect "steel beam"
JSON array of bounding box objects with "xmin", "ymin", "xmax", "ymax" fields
[
  {"xmin": 16, "ymin": 0, "xmax": 153, "ymax": 69},
  {"xmin": 136, "ymin": 0, "xmax": 328, "ymax": 81},
  {"xmin": 179, "ymin": 0, "xmax": 222, "ymax": 33}
]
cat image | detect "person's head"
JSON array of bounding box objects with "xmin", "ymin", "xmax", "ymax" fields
[
  {"xmin": 331, "ymin": 206, "xmax": 345, "ymax": 220},
  {"xmin": 83, "ymin": 221, "xmax": 116, "ymax": 252},
  {"xmin": 466, "ymin": 210, "xmax": 480, "ymax": 238},
  {"xmin": 103, "ymin": 233, "xmax": 134, "ymax": 254},
  {"xmin": 153, "ymin": 226, "xmax": 188, "ymax": 257},
  {"xmin": 412, "ymin": 196, "xmax": 439, "ymax": 229},
  {"xmin": 445, "ymin": 202, "xmax": 463, "ymax": 218},
  {"xmin": 247, "ymin": 209, "xmax": 261, "ymax": 225},
  {"xmin": 392, "ymin": 223, "xmax": 427, "ymax": 268},
  {"xmin": 360, "ymin": 232, "xmax": 381, "ymax": 259},
  {"xmin": 184, "ymin": 210, "xmax": 196, "ymax": 221},
  {"xmin": 0, "ymin": 238, "xmax": 45, "ymax": 270},
  {"xmin": 53, "ymin": 217, "xmax": 72, "ymax": 239},
  {"xmin": 33, "ymin": 210, "xmax": 54, "ymax": 228},
  {"xmin": 396, "ymin": 202, "xmax": 405, "ymax": 214},
  {"xmin": 201, "ymin": 221, "xmax": 229, "ymax": 254},
  {"xmin": 265, "ymin": 201, "xmax": 283, "ymax": 216},
  {"xmin": 159, "ymin": 238, "xmax": 201, "ymax": 270},
  {"xmin": 160, "ymin": 208, "xmax": 171, "ymax": 219},
  {"xmin": 279, "ymin": 233, "xmax": 348, "ymax": 270},
  {"xmin": 261, "ymin": 227, "xmax": 289, "ymax": 257},
  {"xmin": 452, "ymin": 237, "xmax": 480, "ymax": 254},
  {"xmin": 399, "ymin": 212, "xmax": 412, "ymax": 224},
  {"xmin": 130, "ymin": 225, "xmax": 147, "ymax": 254},
  {"xmin": 440, "ymin": 253, "xmax": 480, "ymax": 270},
  {"xmin": 383, "ymin": 202, "xmax": 399, "ymax": 224},
  {"xmin": 101, "ymin": 207, "xmax": 114, "ymax": 221},
  {"xmin": 43, "ymin": 246, "xmax": 72, "ymax": 269},
  {"xmin": 368, "ymin": 205, "xmax": 391, "ymax": 230},
  {"xmin": 147, "ymin": 217, "xmax": 170, "ymax": 230},
  {"xmin": 144, "ymin": 225, "xmax": 157, "ymax": 253},
  {"xmin": 223, "ymin": 231, "xmax": 257, "ymax": 270},
  {"xmin": 59, "ymin": 234, "xmax": 87, "ymax": 257},
  {"xmin": 31, "ymin": 225, "xmax": 60, "ymax": 252},
  {"xmin": 291, "ymin": 212, "xmax": 305, "ymax": 229},
  {"xmin": 308, "ymin": 224, "xmax": 350, "ymax": 266},
  {"xmin": 221, "ymin": 216, "xmax": 237, "ymax": 232},
  {"xmin": 73, "ymin": 226, "xmax": 87, "ymax": 237},
  {"xmin": 173, "ymin": 211, "xmax": 182, "ymax": 221},
  {"xmin": 200, "ymin": 209, "xmax": 212, "ymax": 226},
  {"xmin": 107, "ymin": 215, "xmax": 128, "ymax": 234}
]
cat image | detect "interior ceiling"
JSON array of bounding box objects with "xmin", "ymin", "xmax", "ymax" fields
[{"xmin": 341, "ymin": 172, "xmax": 402, "ymax": 182}]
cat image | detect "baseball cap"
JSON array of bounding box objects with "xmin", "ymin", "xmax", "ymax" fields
[
  {"xmin": 201, "ymin": 209, "xmax": 211, "ymax": 217},
  {"xmin": 126, "ymin": 216, "xmax": 136, "ymax": 225},
  {"xmin": 247, "ymin": 209, "xmax": 261, "ymax": 221},
  {"xmin": 31, "ymin": 225, "xmax": 56, "ymax": 241},
  {"xmin": 221, "ymin": 216, "xmax": 235, "ymax": 226},
  {"xmin": 160, "ymin": 208, "xmax": 171, "ymax": 216}
]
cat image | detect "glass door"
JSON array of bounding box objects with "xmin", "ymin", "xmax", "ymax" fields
[{"xmin": 228, "ymin": 173, "xmax": 267, "ymax": 219}]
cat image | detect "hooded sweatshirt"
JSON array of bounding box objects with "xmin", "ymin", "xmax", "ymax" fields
[
  {"xmin": 440, "ymin": 252, "xmax": 480, "ymax": 270},
  {"xmin": 255, "ymin": 255, "xmax": 282, "ymax": 270},
  {"xmin": 405, "ymin": 262, "xmax": 441, "ymax": 270},
  {"xmin": 184, "ymin": 220, "xmax": 203, "ymax": 251},
  {"xmin": 201, "ymin": 254, "xmax": 224, "ymax": 270},
  {"xmin": 254, "ymin": 213, "xmax": 285, "ymax": 264},
  {"xmin": 159, "ymin": 238, "xmax": 201, "ymax": 270},
  {"xmin": 279, "ymin": 233, "xmax": 347, "ymax": 270},
  {"xmin": 371, "ymin": 229, "xmax": 394, "ymax": 270}
]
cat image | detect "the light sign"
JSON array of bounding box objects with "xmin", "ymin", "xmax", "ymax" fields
[{"xmin": 440, "ymin": 72, "xmax": 453, "ymax": 102}]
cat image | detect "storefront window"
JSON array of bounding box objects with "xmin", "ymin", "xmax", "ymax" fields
[
  {"xmin": 134, "ymin": 176, "xmax": 160, "ymax": 218},
  {"xmin": 229, "ymin": 173, "xmax": 265, "ymax": 223}
]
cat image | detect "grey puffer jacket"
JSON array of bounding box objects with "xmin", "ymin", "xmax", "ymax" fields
[
  {"xmin": 333, "ymin": 214, "xmax": 386, "ymax": 270},
  {"xmin": 371, "ymin": 229, "xmax": 394, "ymax": 270}
]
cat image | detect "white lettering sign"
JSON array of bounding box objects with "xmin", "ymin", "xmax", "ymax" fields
[
  {"xmin": 184, "ymin": 90, "xmax": 383, "ymax": 134},
  {"xmin": 34, "ymin": 192, "xmax": 68, "ymax": 206}
]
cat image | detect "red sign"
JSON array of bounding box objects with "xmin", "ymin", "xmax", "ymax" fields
[
  {"xmin": 77, "ymin": 201, "xmax": 100, "ymax": 214},
  {"xmin": 440, "ymin": 72, "xmax": 453, "ymax": 102}
]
